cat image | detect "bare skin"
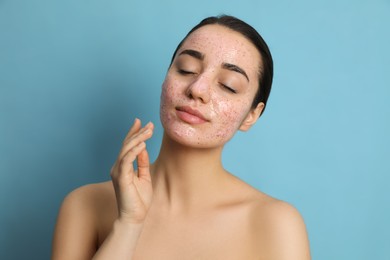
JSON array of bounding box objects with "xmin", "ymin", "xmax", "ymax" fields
[{"xmin": 52, "ymin": 24, "xmax": 310, "ymax": 259}]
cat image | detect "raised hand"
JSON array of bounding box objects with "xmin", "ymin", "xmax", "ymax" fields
[{"xmin": 110, "ymin": 118, "xmax": 154, "ymax": 224}]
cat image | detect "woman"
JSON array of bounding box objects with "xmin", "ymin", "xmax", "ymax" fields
[{"xmin": 52, "ymin": 15, "xmax": 310, "ymax": 259}]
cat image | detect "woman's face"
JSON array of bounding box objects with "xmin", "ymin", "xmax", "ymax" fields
[{"xmin": 160, "ymin": 24, "xmax": 263, "ymax": 148}]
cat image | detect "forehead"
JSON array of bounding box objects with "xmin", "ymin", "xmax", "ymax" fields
[{"xmin": 179, "ymin": 25, "xmax": 261, "ymax": 79}]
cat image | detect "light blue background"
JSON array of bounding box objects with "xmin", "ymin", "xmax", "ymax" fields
[{"xmin": 1, "ymin": 0, "xmax": 389, "ymax": 259}]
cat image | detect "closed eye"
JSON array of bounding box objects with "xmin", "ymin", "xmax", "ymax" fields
[
  {"xmin": 221, "ymin": 83, "xmax": 237, "ymax": 94},
  {"xmin": 178, "ymin": 69, "xmax": 196, "ymax": 75}
]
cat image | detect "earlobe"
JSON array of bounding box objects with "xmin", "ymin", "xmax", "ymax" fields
[{"xmin": 239, "ymin": 102, "xmax": 264, "ymax": 131}]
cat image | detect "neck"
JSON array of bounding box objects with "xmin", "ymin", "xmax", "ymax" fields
[{"xmin": 151, "ymin": 132, "xmax": 228, "ymax": 213}]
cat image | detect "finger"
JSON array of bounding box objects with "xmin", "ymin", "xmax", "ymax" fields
[
  {"xmin": 129, "ymin": 122, "xmax": 154, "ymax": 142},
  {"xmin": 143, "ymin": 121, "xmax": 154, "ymax": 130},
  {"xmin": 137, "ymin": 148, "xmax": 151, "ymax": 181},
  {"xmin": 117, "ymin": 118, "xmax": 141, "ymax": 159},
  {"xmin": 123, "ymin": 119, "xmax": 153, "ymax": 144},
  {"xmin": 119, "ymin": 123, "xmax": 154, "ymax": 159},
  {"xmin": 117, "ymin": 141, "xmax": 147, "ymax": 184},
  {"xmin": 124, "ymin": 118, "xmax": 142, "ymax": 142},
  {"xmin": 127, "ymin": 121, "xmax": 153, "ymax": 142}
]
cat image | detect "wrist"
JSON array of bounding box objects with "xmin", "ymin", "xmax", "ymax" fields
[
  {"xmin": 92, "ymin": 218, "xmax": 145, "ymax": 259},
  {"xmin": 114, "ymin": 218, "xmax": 144, "ymax": 231}
]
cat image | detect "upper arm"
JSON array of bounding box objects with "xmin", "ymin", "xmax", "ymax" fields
[
  {"xmin": 260, "ymin": 201, "xmax": 311, "ymax": 260},
  {"xmin": 51, "ymin": 185, "xmax": 99, "ymax": 260}
]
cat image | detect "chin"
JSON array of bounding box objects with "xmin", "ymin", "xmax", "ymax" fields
[
  {"xmin": 162, "ymin": 121, "xmax": 234, "ymax": 149},
  {"xmin": 160, "ymin": 106, "xmax": 239, "ymax": 149}
]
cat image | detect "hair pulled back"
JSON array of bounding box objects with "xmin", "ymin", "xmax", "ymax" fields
[{"xmin": 170, "ymin": 15, "xmax": 273, "ymax": 116}]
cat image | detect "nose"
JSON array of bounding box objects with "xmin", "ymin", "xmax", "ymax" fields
[{"xmin": 185, "ymin": 75, "xmax": 211, "ymax": 103}]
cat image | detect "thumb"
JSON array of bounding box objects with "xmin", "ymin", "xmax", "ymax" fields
[{"xmin": 137, "ymin": 148, "xmax": 151, "ymax": 182}]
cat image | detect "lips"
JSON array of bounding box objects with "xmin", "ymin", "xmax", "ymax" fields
[{"xmin": 176, "ymin": 106, "xmax": 209, "ymax": 124}]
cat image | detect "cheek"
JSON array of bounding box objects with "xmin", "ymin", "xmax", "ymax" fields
[
  {"xmin": 160, "ymin": 78, "xmax": 173, "ymax": 104},
  {"xmin": 160, "ymin": 78, "xmax": 186, "ymax": 126},
  {"xmin": 160, "ymin": 80, "xmax": 173, "ymax": 123},
  {"xmin": 160, "ymin": 76, "xmax": 187, "ymax": 105},
  {"xmin": 160, "ymin": 78, "xmax": 198, "ymax": 140},
  {"xmin": 211, "ymin": 97, "xmax": 250, "ymax": 139}
]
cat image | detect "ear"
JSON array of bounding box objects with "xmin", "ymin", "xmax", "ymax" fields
[{"xmin": 239, "ymin": 102, "xmax": 264, "ymax": 132}]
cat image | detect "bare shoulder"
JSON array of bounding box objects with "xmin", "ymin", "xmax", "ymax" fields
[
  {"xmin": 249, "ymin": 190, "xmax": 311, "ymax": 260},
  {"xmin": 65, "ymin": 181, "xmax": 113, "ymax": 202},
  {"xmin": 72, "ymin": 181, "xmax": 115, "ymax": 206},
  {"xmin": 222, "ymin": 176, "xmax": 310, "ymax": 259},
  {"xmin": 52, "ymin": 181, "xmax": 116, "ymax": 260},
  {"xmin": 59, "ymin": 181, "xmax": 116, "ymax": 220}
]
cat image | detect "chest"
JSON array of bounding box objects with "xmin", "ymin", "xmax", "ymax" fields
[{"xmin": 132, "ymin": 211, "xmax": 259, "ymax": 259}]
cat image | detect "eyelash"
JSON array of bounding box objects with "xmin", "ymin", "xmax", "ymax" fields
[
  {"xmin": 221, "ymin": 84, "xmax": 237, "ymax": 94},
  {"xmin": 178, "ymin": 69, "xmax": 195, "ymax": 75},
  {"xmin": 178, "ymin": 69, "xmax": 237, "ymax": 94}
]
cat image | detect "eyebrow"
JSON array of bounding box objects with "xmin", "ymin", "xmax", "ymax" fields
[
  {"xmin": 222, "ymin": 63, "xmax": 249, "ymax": 82},
  {"xmin": 178, "ymin": 49, "xmax": 204, "ymax": 60},
  {"xmin": 178, "ymin": 49, "xmax": 249, "ymax": 82}
]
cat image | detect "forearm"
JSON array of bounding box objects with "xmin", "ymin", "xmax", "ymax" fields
[{"xmin": 92, "ymin": 220, "xmax": 143, "ymax": 260}]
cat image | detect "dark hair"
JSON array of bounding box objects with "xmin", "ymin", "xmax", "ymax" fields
[{"xmin": 169, "ymin": 15, "xmax": 273, "ymax": 116}]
